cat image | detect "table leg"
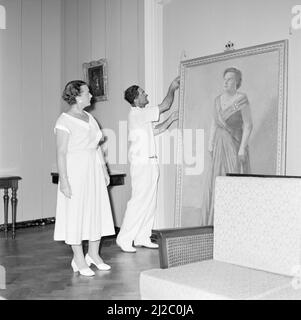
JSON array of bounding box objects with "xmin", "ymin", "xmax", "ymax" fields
[
  {"xmin": 3, "ymin": 189, "xmax": 9, "ymax": 237},
  {"xmin": 11, "ymin": 188, "xmax": 18, "ymax": 239}
]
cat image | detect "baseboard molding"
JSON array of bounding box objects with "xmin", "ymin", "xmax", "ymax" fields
[
  {"xmin": 0, "ymin": 220, "xmax": 158, "ymax": 245},
  {"xmin": 0, "ymin": 217, "xmax": 56, "ymax": 232},
  {"xmin": 0, "ymin": 218, "xmax": 120, "ymax": 242}
]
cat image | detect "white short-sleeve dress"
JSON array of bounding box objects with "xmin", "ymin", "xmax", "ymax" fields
[{"xmin": 54, "ymin": 111, "xmax": 115, "ymax": 245}]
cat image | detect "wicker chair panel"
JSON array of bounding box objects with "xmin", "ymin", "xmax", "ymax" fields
[{"xmin": 166, "ymin": 233, "xmax": 214, "ymax": 268}]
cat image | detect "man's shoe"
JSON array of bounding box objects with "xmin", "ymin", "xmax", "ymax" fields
[
  {"xmin": 116, "ymin": 240, "xmax": 137, "ymax": 253},
  {"xmin": 134, "ymin": 241, "xmax": 159, "ymax": 249}
]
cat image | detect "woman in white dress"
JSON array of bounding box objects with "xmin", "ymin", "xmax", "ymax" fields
[{"xmin": 54, "ymin": 80, "xmax": 115, "ymax": 276}]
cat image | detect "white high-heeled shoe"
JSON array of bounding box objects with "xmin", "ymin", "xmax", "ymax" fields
[
  {"xmin": 85, "ymin": 254, "xmax": 111, "ymax": 271},
  {"xmin": 71, "ymin": 259, "xmax": 95, "ymax": 277}
]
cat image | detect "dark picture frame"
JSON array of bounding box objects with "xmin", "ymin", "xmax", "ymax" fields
[{"xmin": 83, "ymin": 59, "xmax": 108, "ymax": 102}]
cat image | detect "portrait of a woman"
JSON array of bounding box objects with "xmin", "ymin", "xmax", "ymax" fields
[{"xmin": 200, "ymin": 67, "xmax": 253, "ymax": 226}]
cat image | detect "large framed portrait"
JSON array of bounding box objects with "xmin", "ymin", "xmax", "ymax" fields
[
  {"xmin": 83, "ymin": 59, "xmax": 108, "ymax": 102},
  {"xmin": 175, "ymin": 40, "xmax": 288, "ymax": 228}
]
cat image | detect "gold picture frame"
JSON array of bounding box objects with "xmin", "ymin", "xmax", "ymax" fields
[{"xmin": 175, "ymin": 40, "xmax": 288, "ymax": 227}]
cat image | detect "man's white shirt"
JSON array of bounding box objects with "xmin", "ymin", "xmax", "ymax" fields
[{"xmin": 128, "ymin": 105, "xmax": 159, "ymax": 164}]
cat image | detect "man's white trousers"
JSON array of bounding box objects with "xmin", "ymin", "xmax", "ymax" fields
[{"xmin": 117, "ymin": 159, "xmax": 159, "ymax": 246}]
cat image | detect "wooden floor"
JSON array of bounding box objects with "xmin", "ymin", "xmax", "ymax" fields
[{"xmin": 0, "ymin": 225, "xmax": 159, "ymax": 300}]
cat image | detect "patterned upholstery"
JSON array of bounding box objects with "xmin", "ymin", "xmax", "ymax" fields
[
  {"xmin": 214, "ymin": 176, "xmax": 301, "ymax": 276},
  {"xmin": 140, "ymin": 260, "xmax": 297, "ymax": 300},
  {"xmin": 140, "ymin": 176, "xmax": 301, "ymax": 299}
]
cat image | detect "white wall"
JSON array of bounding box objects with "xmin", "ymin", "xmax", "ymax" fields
[
  {"xmin": 3, "ymin": 0, "xmax": 296, "ymax": 229},
  {"xmin": 62, "ymin": 0, "xmax": 145, "ymax": 226},
  {"xmin": 0, "ymin": 0, "xmax": 62, "ymax": 224},
  {"xmin": 162, "ymin": 0, "xmax": 301, "ymax": 227}
]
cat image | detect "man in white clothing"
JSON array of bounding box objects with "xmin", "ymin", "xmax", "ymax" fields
[{"xmin": 116, "ymin": 77, "xmax": 180, "ymax": 252}]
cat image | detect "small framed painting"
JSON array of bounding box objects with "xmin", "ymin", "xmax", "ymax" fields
[{"xmin": 83, "ymin": 59, "xmax": 108, "ymax": 102}]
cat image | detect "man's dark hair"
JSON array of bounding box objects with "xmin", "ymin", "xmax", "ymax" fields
[{"xmin": 124, "ymin": 85, "xmax": 139, "ymax": 106}]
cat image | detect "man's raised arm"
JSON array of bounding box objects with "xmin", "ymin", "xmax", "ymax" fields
[{"xmin": 158, "ymin": 76, "xmax": 180, "ymax": 115}]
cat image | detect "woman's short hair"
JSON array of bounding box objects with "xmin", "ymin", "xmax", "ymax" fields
[
  {"xmin": 124, "ymin": 85, "xmax": 139, "ymax": 106},
  {"xmin": 62, "ymin": 80, "xmax": 87, "ymax": 105},
  {"xmin": 223, "ymin": 67, "xmax": 242, "ymax": 89}
]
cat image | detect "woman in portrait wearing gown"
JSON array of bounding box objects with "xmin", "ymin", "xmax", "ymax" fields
[
  {"xmin": 54, "ymin": 80, "xmax": 115, "ymax": 276},
  {"xmin": 200, "ymin": 67, "xmax": 253, "ymax": 226}
]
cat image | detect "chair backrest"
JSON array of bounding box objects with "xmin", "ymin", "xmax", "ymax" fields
[{"xmin": 214, "ymin": 176, "xmax": 301, "ymax": 276}]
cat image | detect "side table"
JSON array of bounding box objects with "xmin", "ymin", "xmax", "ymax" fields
[{"xmin": 0, "ymin": 176, "xmax": 22, "ymax": 239}]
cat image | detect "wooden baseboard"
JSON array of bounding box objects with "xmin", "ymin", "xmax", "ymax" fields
[
  {"xmin": 0, "ymin": 217, "xmax": 55, "ymax": 232},
  {"xmin": 0, "ymin": 218, "xmax": 120, "ymax": 242}
]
